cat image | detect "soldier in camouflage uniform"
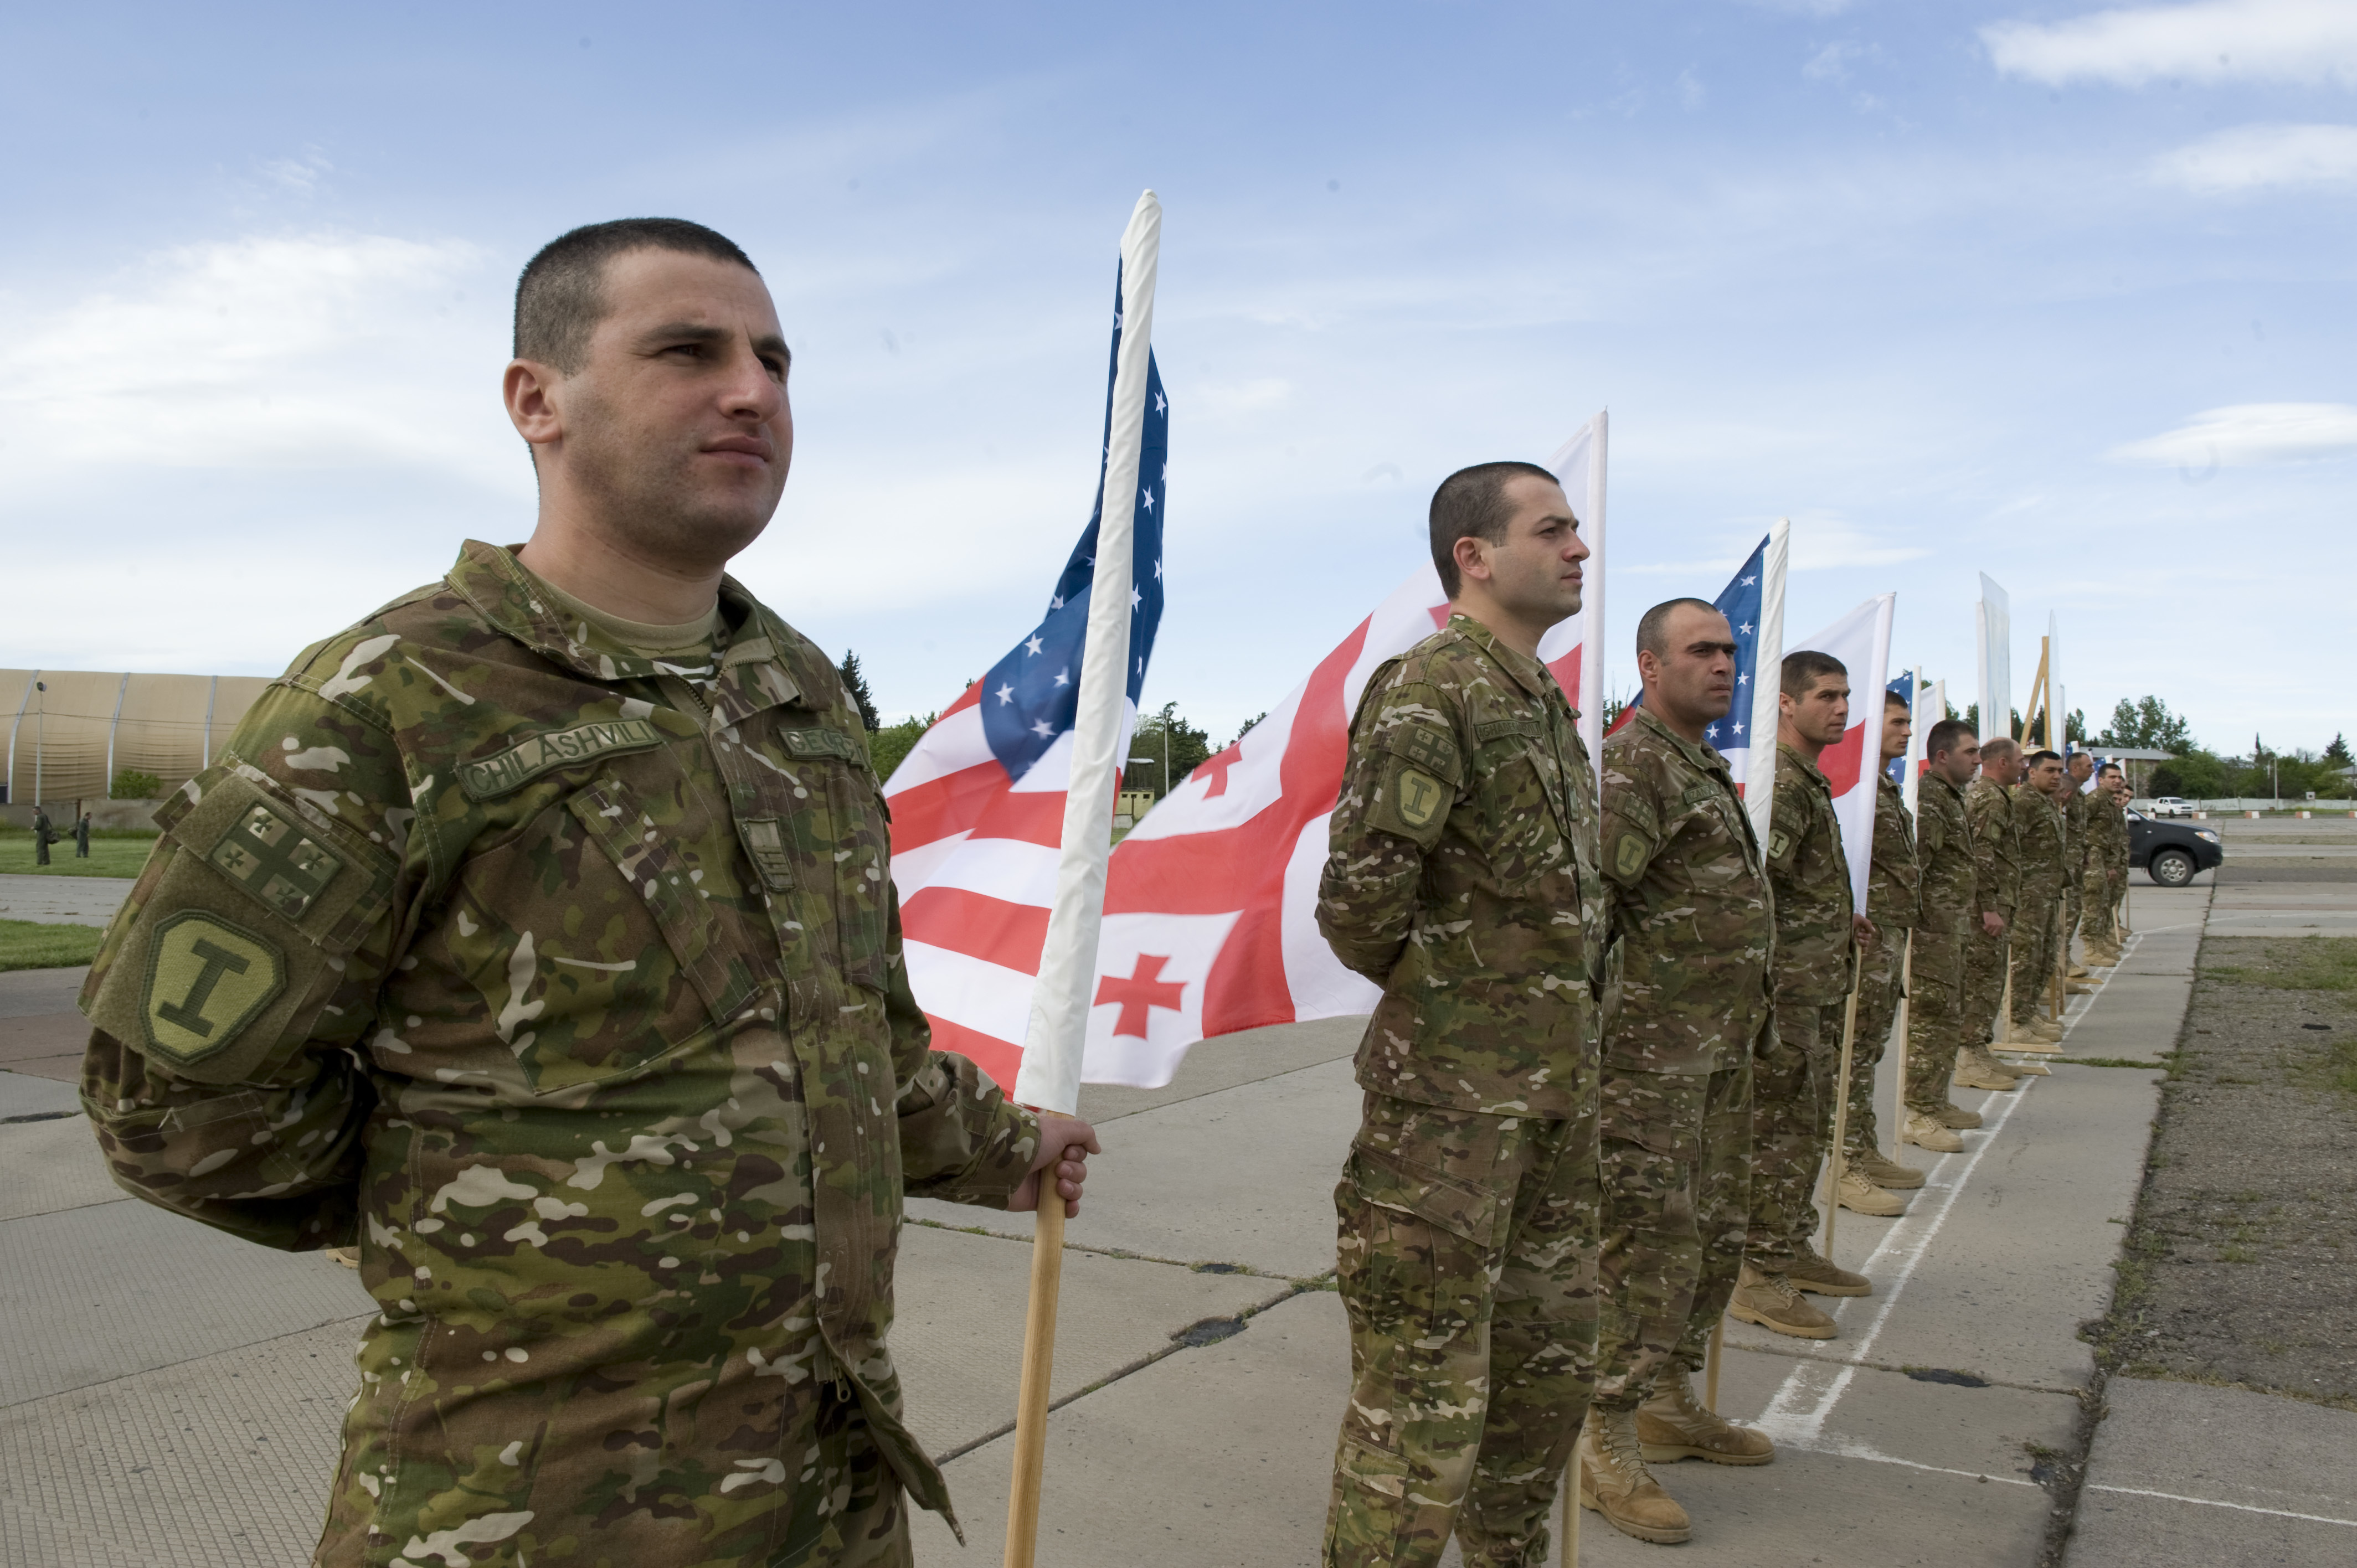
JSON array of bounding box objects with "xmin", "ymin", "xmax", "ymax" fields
[
  {"xmin": 2060, "ymin": 752, "xmax": 2094, "ymax": 977},
  {"xmin": 1902, "ymin": 720, "xmax": 1998, "ymax": 1154},
  {"xmin": 1318, "ymin": 461, "xmax": 1604, "ymax": 1568},
  {"xmin": 78, "ymin": 220, "xmax": 1094, "ymax": 1568},
  {"xmin": 1578, "ymin": 599, "xmax": 1775, "ymax": 1547},
  {"xmin": 1960, "ymin": 737, "xmax": 2023, "ymax": 1077},
  {"xmin": 32, "ymin": 803, "xmax": 56, "ymax": 866},
  {"xmin": 1731, "ymin": 651, "xmax": 1873, "ymax": 1343},
  {"xmin": 2081, "ymin": 765, "xmax": 2130, "ymax": 961},
  {"xmin": 2007, "ymin": 750, "xmax": 2069, "ymax": 1042},
  {"xmin": 1831, "ymin": 687, "xmax": 1921, "ymax": 1213}
]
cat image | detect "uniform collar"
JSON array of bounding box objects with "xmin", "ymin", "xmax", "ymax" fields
[
  {"xmin": 1778, "ymin": 739, "xmax": 1830, "ymax": 787},
  {"xmin": 1633, "ymin": 704, "xmax": 1732, "ymax": 777},
  {"xmin": 446, "ymin": 540, "xmax": 806, "ymax": 725},
  {"xmin": 1445, "ymin": 612, "xmax": 1570, "ymax": 711}
]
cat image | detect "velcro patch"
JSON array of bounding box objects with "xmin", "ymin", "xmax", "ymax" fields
[
  {"xmin": 141, "ymin": 911, "xmax": 286, "ymax": 1067},
  {"xmin": 1378, "ymin": 725, "xmax": 1460, "ymax": 787},
  {"xmin": 1678, "ymin": 781, "xmax": 1720, "ymax": 809},
  {"xmin": 739, "ymin": 816, "xmax": 796, "ymax": 891},
  {"xmin": 780, "ymin": 727, "xmax": 863, "ymax": 763},
  {"xmin": 1396, "ymin": 768, "xmax": 1446, "ymax": 829},
  {"xmin": 1614, "ymin": 833, "xmax": 1649, "ymax": 880},
  {"xmin": 1769, "ymin": 829, "xmax": 1792, "ymax": 859},
  {"xmin": 459, "ymin": 718, "xmax": 663, "ymax": 799},
  {"xmin": 209, "ymin": 804, "xmax": 344, "ymax": 920}
]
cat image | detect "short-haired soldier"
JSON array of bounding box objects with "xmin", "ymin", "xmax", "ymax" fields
[
  {"xmin": 1959, "ymin": 735, "xmax": 2025, "ymax": 1092},
  {"xmin": 1730, "ymin": 651, "xmax": 1876, "ymax": 1341},
  {"xmin": 1318, "ymin": 461, "xmax": 1606, "ymax": 1567},
  {"xmin": 2079, "ymin": 765, "xmax": 2130, "ymax": 964},
  {"xmin": 1577, "ymin": 599, "xmax": 1776, "ymax": 1546},
  {"xmin": 1902, "ymin": 720, "xmax": 2004, "ymax": 1153},
  {"xmin": 2008, "ymin": 749, "xmax": 2071, "ymax": 1044},
  {"xmin": 79, "ymin": 219, "xmax": 1097, "ymax": 1566},
  {"xmin": 1829, "ymin": 685, "xmax": 1925, "ymax": 1216}
]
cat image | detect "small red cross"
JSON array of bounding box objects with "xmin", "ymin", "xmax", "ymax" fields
[
  {"xmin": 1094, "ymin": 953, "xmax": 1186, "ymax": 1038},
  {"xmin": 1195, "ymin": 746, "xmax": 1242, "ymax": 799}
]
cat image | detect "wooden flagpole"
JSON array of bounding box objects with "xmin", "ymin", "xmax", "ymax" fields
[
  {"xmin": 1003, "ymin": 191, "xmax": 1162, "ymax": 1568},
  {"xmin": 1562, "ymin": 1445, "xmax": 1581, "ymax": 1566},
  {"xmin": 1820, "ymin": 952, "xmax": 1865, "ymax": 1259},
  {"xmin": 1892, "ymin": 929, "xmax": 1913, "ymax": 1156},
  {"xmin": 1705, "ymin": 1317, "xmax": 1724, "ymax": 1412}
]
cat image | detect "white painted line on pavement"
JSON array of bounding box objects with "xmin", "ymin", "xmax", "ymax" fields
[
  {"xmin": 1752, "ymin": 1076, "xmax": 2037, "ymax": 1446},
  {"xmin": 1783, "ymin": 1437, "xmax": 2037, "ymax": 1487},
  {"xmin": 2085, "ymin": 1485, "xmax": 2357, "ymax": 1530}
]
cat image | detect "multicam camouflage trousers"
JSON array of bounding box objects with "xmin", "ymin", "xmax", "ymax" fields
[
  {"xmin": 1592, "ymin": 1056, "xmax": 1753, "ymax": 1414},
  {"xmin": 1903, "ymin": 927, "xmax": 1968, "ymax": 1115},
  {"xmin": 2009, "ymin": 897, "xmax": 2061, "ymax": 1025},
  {"xmin": 1746, "ymin": 1000, "xmax": 1838, "ymax": 1273},
  {"xmin": 1960, "ymin": 916, "xmax": 2011, "ymax": 1049},
  {"xmin": 316, "ymin": 1370, "xmax": 912, "ymax": 1568},
  {"xmin": 1326, "ymin": 1091, "xmax": 1601, "ymax": 1568},
  {"xmin": 1845, "ymin": 935, "xmax": 1906, "ymax": 1157},
  {"xmin": 2063, "ymin": 859, "xmax": 2086, "ymax": 953},
  {"xmin": 2081, "ymin": 868, "xmax": 2121, "ymax": 948}
]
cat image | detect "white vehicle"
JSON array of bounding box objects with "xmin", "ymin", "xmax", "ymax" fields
[{"xmin": 2147, "ymin": 796, "xmax": 2194, "ymax": 817}]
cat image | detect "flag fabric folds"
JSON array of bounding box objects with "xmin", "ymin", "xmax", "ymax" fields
[
  {"xmin": 883, "ymin": 279, "xmax": 1169, "ymax": 1093},
  {"xmin": 1789, "ymin": 594, "xmax": 1897, "ymax": 911}
]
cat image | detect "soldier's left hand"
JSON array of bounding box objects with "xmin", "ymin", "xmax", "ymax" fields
[
  {"xmin": 1009, "ymin": 1113, "xmax": 1102, "ymax": 1219},
  {"xmin": 1854, "ymin": 914, "xmax": 1877, "ymax": 951}
]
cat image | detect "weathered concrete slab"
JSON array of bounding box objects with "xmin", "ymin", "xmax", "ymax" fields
[
  {"xmin": 0, "ymin": 876, "xmax": 132, "ymax": 927},
  {"xmin": 0, "ymin": 1068, "xmax": 81, "ymax": 1120},
  {"xmin": 2066, "ymin": 1377, "xmax": 2357, "ymax": 1565},
  {"xmin": 0, "ymin": 1112, "xmax": 122, "ymax": 1220}
]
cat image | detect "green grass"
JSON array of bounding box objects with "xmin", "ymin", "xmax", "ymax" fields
[
  {"xmin": 2205, "ymin": 937, "xmax": 2357, "ymax": 994},
  {"xmin": 0, "ymin": 919, "xmax": 103, "ymax": 972},
  {"xmin": 0, "ymin": 828, "xmax": 157, "ymax": 879}
]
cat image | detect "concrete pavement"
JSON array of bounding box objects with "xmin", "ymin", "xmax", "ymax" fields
[
  {"xmin": 0, "ymin": 889, "xmax": 2219, "ymax": 1565},
  {"xmin": 0, "ymin": 873, "xmax": 133, "ymax": 928}
]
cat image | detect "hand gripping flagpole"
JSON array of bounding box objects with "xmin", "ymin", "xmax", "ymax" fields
[{"xmin": 1003, "ymin": 191, "xmax": 1161, "ymax": 1568}]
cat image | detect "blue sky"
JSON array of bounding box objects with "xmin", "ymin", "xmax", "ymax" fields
[{"xmin": 3, "ymin": 0, "xmax": 2351, "ymax": 757}]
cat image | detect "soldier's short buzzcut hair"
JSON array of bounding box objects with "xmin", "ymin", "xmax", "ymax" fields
[
  {"xmin": 1635, "ymin": 597, "xmax": 1722, "ymax": 659},
  {"xmin": 1780, "ymin": 649, "xmax": 1847, "ymax": 700},
  {"xmin": 2026, "ymin": 749, "xmax": 2062, "ymax": 768},
  {"xmin": 514, "ymin": 218, "xmax": 761, "ymax": 374},
  {"xmin": 1925, "ymin": 718, "xmax": 1975, "ymax": 760},
  {"xmin": 2098, "ymin": 762, "xmax": 2124, "ymax": 778},
  {"xmin": 1981, "ymin": 735, "xmax": 2020, "ymax": 761},
  {"xmin": 1429, "ymin": 461, "xmax": 1567, "ymax": 597}
]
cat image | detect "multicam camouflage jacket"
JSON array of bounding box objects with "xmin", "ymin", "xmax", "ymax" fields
[
  {"xmin": 78, "ymin": 541, "xmax": 1039, "ymax": 1565},
  {"xmin": 1914, "ymin": 772, "xmax": 1979, "ymax": 936},
  {"xmin": 1318, "ymin": 613, "xmax": 1605, "ymax": 1118},
  {"xmin": 1595, "ymin": 706, "xmax": 1772, "ymax": 1076},
  {"xmin": 1965, "ymin": 776, "xmax": 2021, "ymax": 917},
  {"xmin": 2015, "ymin": 784, "xmax": 2068, "ymax": 907},
  {"xmin": 2064, "ymin": 785, "xmax": 2091, "ymax": 878},
  {"xmin": 2088, "ymin": 788, "xmax": 2132, "ymax": 873},
  {"xmin": 1766, "ymin": 741, "xmax": 1855, "ymax": 1004},
  {"xmin": 1867, "ymin": 771, "xmax": 1921, "ymax": 932}
]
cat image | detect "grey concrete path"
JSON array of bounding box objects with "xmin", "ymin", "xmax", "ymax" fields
[
  {"xmin": 0, "ymin": 964, "xmax": 94, "ymax": 1083},
  {"xmin": 0, "ymin": 873, "xmax": 133, "ymax": 927},
  {"xmin": 0, "ymin": 896, "xmax": 2210, "ymax": 1566}
]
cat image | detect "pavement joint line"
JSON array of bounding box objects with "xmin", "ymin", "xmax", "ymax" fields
[
  {"xmin": 925, "ymin": 1277, "xmax": 1310, "ymax": 1468},
  {"xmin": 1721, "ymin": 1339, "xmax": 2084, "ymax": 1399},
  {"xmin": 1755, "ymin": 1064, "xmax": 2040, "ymax": 1446},
  {"xmin": 1778, "ymin": 1437, "xmax": 2040, "ymax": 1488},
  {"xmin": 2081, "ymin": 1484, "xmax": 2357, "ymax": 1530},
  {"xmin": 0, "ymin": 1310, "xmax": 375, "ymax": 1414},
  {"xmin": 900, "ymin": 1215, "xmax": 1317, "ymax": 1284}
]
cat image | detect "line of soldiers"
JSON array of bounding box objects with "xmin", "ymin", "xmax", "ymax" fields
[{"xmin": 1315, "ymin": 467, "xmax": 2144, "ymax": 1561}]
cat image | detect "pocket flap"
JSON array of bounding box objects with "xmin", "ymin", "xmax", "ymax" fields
[
  {"xmin": 566, "ymin": 778, "xmax": 754, "ymax": 1026},
  {"xmin": 1343, "ymin": 1144, "xmax": 1498, "ymax": 1242}
]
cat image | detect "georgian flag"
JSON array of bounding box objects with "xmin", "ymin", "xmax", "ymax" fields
[{"xmin": 1788, "ymin": 594, "xmax": 1897, "ymax": 910}]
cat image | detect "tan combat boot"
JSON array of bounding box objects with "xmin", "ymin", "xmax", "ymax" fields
[
  {"xmin": 1902, "ymin": 1111, "xmax": 1965, "ymax": 1153},
  {"xmin": 1730, "ymin": 1262, "xmax": 1839, "ymax": 1338},
  {"xmin": 1823, "ymin": 1162, "xmax": 1906, "ymax": 1216},
  {"xmin": 1785, "ymin": 1241, "xmax": 1871, "ymax": 1296},
  {"xmin": 1579, "ymin": 1409, "xmax": 1692, "ymax": 1544},
  {"xmin": 1852, "ymin": 1145, "xmax": 1926, "ymax": 1188},
  {"xmin": 1963, "ymin": 1043, "xmax": 2026, "ymax": 1084},
  {"xmin": 1953, "ymin": 1053, "xmax": 2019, "ymax": 1092},
  {"xmin": 1637, "ymin": 1363, "xmax": 1775, "ymax": 1466},
  {"xmin": 1928, "ymin": 1100, "xmax": 1984, "ymax": 1129},
  {"xmin": 1996, "ymin": 1052, "xmax": 2051, "ymax": 1076},
  {"xmin": 2067, "ymin": 961, "xmax": 2091, "ymax": 979}
]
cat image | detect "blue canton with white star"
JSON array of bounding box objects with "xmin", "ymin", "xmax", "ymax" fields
[
  {"xmin": 1885, "ymin": 669, "xmax": 1915, "ymax": 785},
  {"xmin": 1696, "ymin": 535, "xmax": 1768, "ymax": 750},
  {"xmin": 978, "ymin": 266, "xmax": 1169, "ymax": 781}
]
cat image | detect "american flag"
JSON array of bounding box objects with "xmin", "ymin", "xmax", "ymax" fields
[
  {"xmin": 883, "ymin": 280, "xmax": 1167, "ymax": 1091},
  {"xmin": 1607, "ymin": 532, "xmax": 1772, "ymax": 793}
]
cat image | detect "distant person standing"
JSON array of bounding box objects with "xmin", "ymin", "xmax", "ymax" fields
[
  {"xmin": 1579, "ymin": 598, "xmax": 1775, "ymax": 1546},
  {"xmin": 32, "ymin": 804, "xmax": 56, "ymax": 866},
  {"xmin": 1318, "ymin": 460, "xmax": 1604, "ymax": 1567},
  {"xmin": 2060, "ymin": 752, "xmax": 2094, "ymax": 981},
  {"xmin": 2008, "ymin": 750, "xmax": 2069, "ymax": 1045},
  {"xmin": 1731, "ymin": 650, "xmax": 1872, "ymax": 1343},
  {"xmin": 1960, "ymin": 737, "xmax": 2023, "ymax": 1080},
  {"xmin": 74, "ymin": 812, "xmax": 92, "ymax": 858},
  {"xmin": 1832, "ymin": 686, "xmax": 1921, "ymax": 1216},
  {"xmin": 1903, "ymin": 721, "xmax": 1999, "ymax": 1154},
  {"xmin": 2080, "ymin": 765, "xmax": 2130, "ymax": 964}
]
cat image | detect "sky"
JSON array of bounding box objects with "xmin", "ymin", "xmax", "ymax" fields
[{"xmin": 2, "ymin": 0, "xmax": 2351, "ymax": 759}]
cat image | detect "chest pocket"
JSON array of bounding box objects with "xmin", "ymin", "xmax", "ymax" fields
[
  {"xmin": 1465, "ymin": 713, "xmax": 1574, "ymax": 896},
  {"xmin": 736, "ymin": 722, "xmax": 892, "ymax": 993},
  {"xmin": 427, "ymin": 775, "xmax": 753, "ymax": 1095}
]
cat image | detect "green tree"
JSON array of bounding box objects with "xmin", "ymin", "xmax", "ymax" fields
[
  {"xmin": 836, "ymin": 651, "xmax": 882, "ymax": 733},
  {"xmin": 2325, "ymin": 733, "xmax": 2353, "ymax": 768},
  {"xmin": 2066, "ymin": 708, "xmax": 2086, "ymax": 745},
  {"xmin": 1227, "ymin": 713, "xmax": 1267, "ymax": 748},
  {"xmin": 866, "ymin": 714, "xmax": 933, "ymax": 784},
  {"xmin": 1130, "ymin": 703, "xmax": 1213, "ymax": 801},
  {"xmin": 110, "ymin": 768, "xmax": 162, "ymax": 800},
  {"xmin": 2150, "ymin": 750, "xmax": 2230, "ymax": 799},
  {"xmin": 2097, "ymin": 696, "xmax": 2193, "ymax": 753}
]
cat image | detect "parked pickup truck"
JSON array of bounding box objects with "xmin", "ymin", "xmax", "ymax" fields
[
  {"xmin": 2144, "ymin": 796, "xmax": 2194, "ymax": 818},
  {"xmin": 2126, "ymin": 809, "xmax": 2223, "ymax": 886}
]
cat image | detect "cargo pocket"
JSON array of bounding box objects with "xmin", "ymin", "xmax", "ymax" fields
[{"xmin": 1335, "ymin": 1138, "xmax": 1504, "ymax": 1362}]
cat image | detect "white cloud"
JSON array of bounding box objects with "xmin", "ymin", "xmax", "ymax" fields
[
  {"xmin": 2109, "ymin": 403, "xmax": 2357, "ymax": 466},
  {"xmin": 1676, "ymin": 69, "xmax": 1708, "ymax": 110},
  {"xmin": 0, "ymin": 230, "xmax": 521, "ymax": 496},
  {"xmin": 1732, "ymin": 0, "xmax": 1859, "ymax": 16},
  {"xmin": 2149, "ymin": 121, "xmax": 2357, "ymax": 191},
  {"xmin": 1983, "ymin": 0, "xmax": 2357, "ymax": 88},
  {"xmin": 1805, "ymin": 41, "xmax": 1864, "ymax": 81}
]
